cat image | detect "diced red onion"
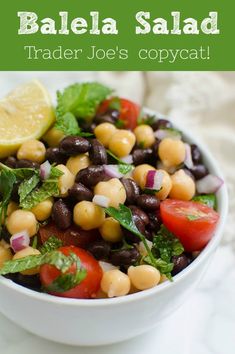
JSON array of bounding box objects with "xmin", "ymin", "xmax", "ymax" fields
[
  {"xmin": 184, "ymin": 143, "xmax": 194, "ymax": 169},
  {"xmin": 154, "ymin": 129, "xmax": 181, "ymax": 140},
  {"xmin": 40, "ymin": 160, "xmax": 51, "ymax": 180},
  {"xmin": 10, "ymin": 231, "xmax": 30, "ymax": 252},
  {"xmin": 196, "ymin": 174, "xmax": 224, "ymax": 194},
  {"xmin": 92, "ymin": 195, "xmax": 110, "ymax": 208},
  {"xmin": 145, "ymin": 170, "xmax": 164, "ymax": 190},
  {"xmin": 120, "ymin": 155, "xmax": 133, "ymax": 164},
  {"xmin": 104, "ymin": 165, "xmax": 124, "ymax": 179}
]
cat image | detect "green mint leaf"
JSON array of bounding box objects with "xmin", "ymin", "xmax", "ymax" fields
[
  {"xmin": 45, "ymin": 268, "xmax": 87, "ymax": 293},
  {"xmin": 0, "ymin": 254, "xmax": 43, "ymax": 275},
  {"xmin": 192, "ymin": 194, "xmax": 217, "ymax": 210},
  {"xmin": 40, "ymin": 236, "xmax": 63, "ymax": 254},
  {"xmin": 187, "ymin": 214, "xmax": 201, "ymax": 221},
  {"xmin": 56, "ymin": 82, "xmax": 112, "ymax": 120},
  {"xmin": 0, "ymin": 168, "xmax": 17, "ymax": 229},
  {"xmin": 20, "ymin": 167, "xmax": 63, "ymax": 210},
  {"xmin": 137, "ymin": 115, "xmax": 156, "ymax": 126},
  {"xmin": 108, "ymin": 97, "xmax": 121, "ymax": 111},
  {"xmin": 118, "ymin": 164, "xmax": 133, "ymax": 175},
  {"xmin": 152, "ymin": 225, "xmax": 184, "ymax": 263},
  {"xmin": 18, "ymin": 173, "xmax": 40, "ymax": 204},
  {"xmin": 107, "ymin": 150, "xmax": 130, "ymax": 165},
  {"xmin": 115, "ymin": 119, "xmax": 125, "ymax": 128},
  {"xmin": 143, "ymin": 255, "xmax": 173, "ymax": 280},
  {"xmin": 55, "ymin": 112, "xmax": 81, "ymax": 136}
]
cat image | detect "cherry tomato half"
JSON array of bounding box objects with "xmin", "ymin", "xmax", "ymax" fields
[
  {"xmin": 39, "ymin": 222, "xmax": 101, "ymax": 249},
  {"xmin": 160, "ymin": 199, "xmax": 220, "ymax": 252},
  {"xmin": 40, "ymin": 246, "xmax": 103, "ymax": 299},
  {"xmin": 98, "ymin": 98, "xmax": 140, "ymax": 130}
]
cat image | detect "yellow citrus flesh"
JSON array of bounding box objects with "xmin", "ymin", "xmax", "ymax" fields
[{"xmin": 0, "ymin": 80, "xmax": 55, "ymax": 158}]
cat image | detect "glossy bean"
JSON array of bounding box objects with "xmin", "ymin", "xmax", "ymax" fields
[
  {"xmin": 132, "ymin": 148, "xmax": 153, "ymax": 166},
  {"xmin": 89, "ymin": 139, "xmax": 108, "ymax": 165},
  {"xmin": 87, "ymin": 241, "xmax": 111, "ymax": 260},
  {"xmin": 136, "ymin": 194, "xmax": 160, "ymax": 211},
  {"xmin": 46, "ymin": 147, "xmax": 67, "ymax": 165},
  {"xmin": 76, "ymin": 165, "xmax": 109, "ymax": 188},
  {"xmin": 16, "ymin": 159, "xmax": 40, "ymax": 169},
  {"xmin": 59, "ymin": 136, "xmax": 90, "ymax": 155},
  {"xmin": 68, "ymin": 183, "xmax": 93, "ymax": 202},
  {"xmin": 120, "ymin": 178, "xmax": 140, "ymax": 204},
  {"xmin": 129, "ymin": 206, "xmax": 149, "ymax": 226},
  {"xmin": 189, "ymin": 164, "xmax": 209, "ymax": 180},
  {"xmin": 172, "ymin": 254, "xmax": 190, "ymax": 275},
  {"xmin": 110, "ymin": 247, "xmax": 140, "ymax": 266},
  {"xmin": 191, "ymin": 144, "xmax": 202, "ymax": 164},
  {"xmin": 4, "ymin": 156, "xmax": 17, "ymax": 169},
  {"xmin": 150, "ymin": 119, "xmax": 172, "ymax": 131},
  {"xmin": 52, "ymin": 199, "xmax": 72, "ymax": 230}
]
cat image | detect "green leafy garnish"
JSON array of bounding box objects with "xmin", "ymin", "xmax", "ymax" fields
[
  {"xmin": 105, "ymin": 204, "xmax": 171, "ymax": 277},
  {"xmin": 19, "ymin": 167, "xmax": 63, "ymax": 210},
  {"xmin": 32, "ymin": 235, "xmax": 38, "ymax": 249},
  {"xmin": 142, "ymin": 188, "xmax": 161, "ymax": 195},
  {"xmin": 54, "ymin": 112, "xmax": 92, "ymax": 137},
  {"xmin": 108, "ymin": 97, "xmax": 121, "ymax": 111},
  {"xmin": 18, "ymin": 173, "xmax": 40, "ymax": 204},
  {"xmin": 118, "ymin": 164, "xmax": 133, "ymax": 175},
  {"xmin": 56, "ymin": 82, "xmax": 112, "ymax": 120},
  {"xmin": 0, "ymin": 168, "xmax": 16, "ymax": 229},
  {"xmin": 143, "ymin": 256, "xmax": 174, "ymax": 277},
  {"xmin": 137, "ymin": 115, "xmax": 156, "ymax": 126},
  {"xmin": 0, "ymin": 254, "xmax": 43, "ymax": 275},
  {"xmin": 192, "ymin": 194, "xmax": 217, "ymax": 210},
  {"xmin": 152, "ymin": 226, "xmax": 184, "ymax": 263},
  {"xmin": 40, "ymin": 236, "xmax": 63, "ymax": 254},
  {"xmin": 115, "ymin": 119, "xmax": 125, "ymax": 128},
  {"xmin": 107, "ymin": 150, "xmax": 130, "ymax": 166}
]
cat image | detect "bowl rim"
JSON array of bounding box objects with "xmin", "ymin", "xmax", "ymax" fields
[{"xmin": 0, "ymin": 109, "xmax": 228, "ymax": 307}]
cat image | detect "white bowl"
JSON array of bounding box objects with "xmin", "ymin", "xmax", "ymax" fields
[{"xmin": 0, "ymin": 113, "xmax": 228, "ymax": 346}]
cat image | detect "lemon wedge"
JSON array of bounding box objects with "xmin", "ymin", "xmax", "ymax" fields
[{"xmin": 0, "ymin": 80, "xmax": 55, "ymax": 158}]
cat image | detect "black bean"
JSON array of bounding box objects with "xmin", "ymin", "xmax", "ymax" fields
[
  {"xmin": 189, "ymin": 164, "xmax": 208, "ymax": 180},
  {"xmin": 80, "ymin": 122, "xmax": 97, "ymax": 133},
  {"xmin": 120, "ymin": 178, "xmax": 140, "ymax": 204},
  {"xmin": 4, "ymin": 156, "xmax": 17, "ymax": 168},
  {"xmin": 191, "ymin": 144, "xmax": 202, "ymax": 164},
  {"xmin": 14, "ymin": 274, "xmax": 41, "ymax": 291},
  {"xmin": 132, "ymin": 148, "xmax": 153, "ymax": 166},
  {"xmin": 110, "ymin": 247, "xmax": 140, "ymax": 266},
  {"xmin": 88, "ymin": 241, "xmax": 111, "ymax": 260},
  {"xmin": 148, "ymin": 212, "xmax": 161, "ymax": 232},
  {"xmin": 152, "ymin": 140, "xmax": 160, "ymax": 159},
  {"xmin": 94, "ymin": 109, "xmax": 119, "ymax": 125},
  {"xmin": 89, "ymin": 139, "xmax": 107, "ymax": 165},
  {"xmin": 59, "ymin": 136, "xmax": 90, "ymax": 155},
  {"xmin": 123, "ymin": 214, "xmax": 146, "ymax": 244},
  {"xmin": 129, "ymin": 206, "xmax": 149, "ymax": 226},
  {"xmin": 46, "ymin": 147, "xmax": 67, "ymax": 164},
  {"xmin": 16, "ymin": 159, "xmax": 40, "ymax": 169},
  {"xmin": 151, "ymin": 119, "xmax": 172, "ymax": 131},
  {"xmin": 52, "ymin": 199, "xmax": 72, "ymax": 230},
  {"xmin": 69, "ymin": 183, "xmax": 93, "ymax": 202},
  {"xmin": 172, "ymin": 254, "xmax": 190, "ymax": 276},
  {"xmin": 76, "ymin": 165, "xmax": 109, "ymax": 188},
  {"xmin": 136, "ymin": 194, "xmax": 160, "ymax": 211}
]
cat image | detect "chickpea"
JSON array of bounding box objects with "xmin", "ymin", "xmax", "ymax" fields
[
  {"xmin": 128, "ymin": 265, "xmax": 161, "ymax": 290},
  {"xmin": 56, "ymin": 164, "xmax": 75, "ymax": 197},
  {"xmin": 17, "ymin": 139, "xmax": 46, "ymax": 163},
  {"xmin": 43, "ymin": 127, "xmax": 65, "ymax": 147},
  {"xmin": 155, "ymin": 169, "xmax": 172, "ymax": 200},
  {"xmin": 73, "ymin": 201, "xmax": 105, "ymax": 230},
  {"xmin": 0, "ymin": 245, "xmax": 12, "ymax": 268},
  {"xmin": 13, "ymin": 247, "xmax": 41, "ymax": 275},
  {"xmin": 108, "ymin": 130, "xmax": 136, "ymax": 157},
  {"xmin": 158, "ymin": 138, "xmax": 186, "ymax": 167},
  {"xmin": 99, "ymin": 217, "xmax": 123, "ymax": 243},
  {"xmin": 101, "ymin": 269, "xmax": 131, "ymax": 297},
  {"xmin": 31, "ymin": 197, "xmax": 53, "ymax": 221},
  {"xmin": 94, "ymin": 123, "xmax": 117, "ymax": 147},
  {"xmin": 94, "ymin": 178, "xmax": 126, "ymax": 208},
  {"xmin": 1, "ymin": 201, "xmax": 18, "ymax": 225},
  {"xmin": 6, "ymin": 210, "xmax": 37, "ymax": 237},
  {"xmin": 169, "ymin": 169, "xmax": 196, "ymax": 201},
  {"xmin": 132, "ymin": 164, "xmax": 155, "ymax": 189},
  {"xmin": 134, "ymin": 125, "xmax": 155, "ymax": 148},
  {"xmin": 66, "ymin": 154, "xmax": 90, "ymax": 175}
]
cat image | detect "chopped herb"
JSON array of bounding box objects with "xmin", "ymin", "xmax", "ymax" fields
[
  {"xmin": 142, "ymin": 188, "xmax": 160, "ymax": 195},
  {"xmin": 143, "ymin": 256, "xmax": 173, "ymax": 280},
  {"xmin": 0, "ymin": 168, "xmax": 16, "ymax": 230},
  {"xmin": 137, "ymin": 115, "xmax": 156, "ymax": 126},
  {"xmin": 31, "ymin": 236, "xmax": 38, "ymax": 249},
  {"xmin": 118, "ymin": 164, "xmax": 133, "ymax": 175},
  {"xmin": 115, "ymin": 119, "xmax": 125, "ymax": 128},
  {"xmin": 45, "ymin": 266, "xmax": 87, "ymax": 293},
  {"xmin": 18, "ymin": 173, "xmax": 40, "ymax": 204},
  {"xmin": 108, "ymin": 97, "xmax": 121, "ymax": 111},
  {"xmin": 20, "ymin": 167, "xmax": 63, "ymax": 210},
  {"xmin": 187, "ymin": 214, "xmax": 200, "ymax": 221},
  {"xmin": 107, "ymin": 150, "xmax": 130, "ymax": 165},
  {"xmin": 192, "ymin": 194, "xmax": 217, "ymax": 210},
  {"xmin": 40, "ymin": 236, "xmax": 63, "ymax": 254}
]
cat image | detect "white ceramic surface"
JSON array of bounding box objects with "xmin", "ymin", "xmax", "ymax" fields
[{"xmin": 0, "ymin": 113, "xmax": 228, "ymax": 346}]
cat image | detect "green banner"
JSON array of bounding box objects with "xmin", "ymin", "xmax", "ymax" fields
[{"xmin": 0, "ymin": 0, "xmax": 234, "ymax": 70}]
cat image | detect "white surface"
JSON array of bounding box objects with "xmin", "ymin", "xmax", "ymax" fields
[{"xmin": 0, "ymin": 72, "xmax": 234, "ymax": 353}]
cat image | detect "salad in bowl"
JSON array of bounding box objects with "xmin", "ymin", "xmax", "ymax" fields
[{"xmin": 0, "ymin": 80, "xmax": 227, "ymax": 345}]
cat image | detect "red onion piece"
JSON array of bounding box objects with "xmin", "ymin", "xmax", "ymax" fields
[
  {"xmin": 40, "ymin": 160, "xmax": 51, "ymax": 180},
  {"xmin": 154, "ymin": 129, "xmax": 181, "ymax": 140},
  {"xmin": 145, "ymin": 170, "xmax": 164, "ymax": 190},
  {"xmin": 196, "ymin": 174, "xmax": 224, "ymax": 194},
  {"xmin": 10, "ymin": 231, "xmax": 30, "ymax": 253},
  {"xmin": 120, "ymin": 155, "xmax": 133, "ymax": 164},
  {"xmin": 92, "ymin": 195, "xmax": 110, "ymax": 208},
  {"xmin": 184, "ymin": 143, "xmax": 194, "ymax": 169},
  {"xmin": 104, "ymin": 165, "xmax": 124, "ymax": 179}
]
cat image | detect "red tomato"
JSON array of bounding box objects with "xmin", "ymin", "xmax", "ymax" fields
[
  {"xmin": 40, "ymin": 246, "xmax": 103, "ymax": 299},
  {"xmin": 98, "ymin": 98, "xmax": 140, "ymax": 130},
  {"xmin": 39, "ymin": 222, "xmax": 101, "ymax": 249},
  {"xmin": 160, "ymin": 199, "xmax": 219, "ymax": 252}
]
